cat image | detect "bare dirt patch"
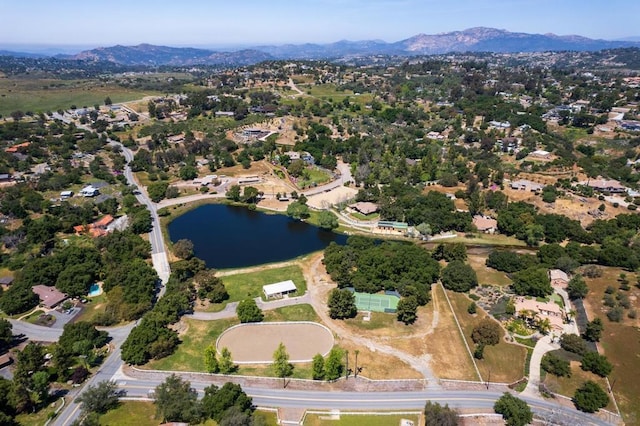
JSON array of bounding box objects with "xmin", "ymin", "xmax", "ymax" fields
[{"xmin": 216, "ymin": 322, "xmax": 334, "ymax": 363}]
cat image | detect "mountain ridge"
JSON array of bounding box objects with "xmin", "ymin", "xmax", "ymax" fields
[{"xmin": 3, "ymin": 27, "xmax": 639, "ymax": 66}]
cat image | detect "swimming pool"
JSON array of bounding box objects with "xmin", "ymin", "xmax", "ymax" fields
[{"xmin": 88, "ymin": 283, "xmax": 102, "ymax": 297}]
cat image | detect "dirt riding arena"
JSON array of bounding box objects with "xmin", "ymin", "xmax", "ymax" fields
[{"xmin": 216, "ymin": 322, "xmax": 334, "ymax": 364}]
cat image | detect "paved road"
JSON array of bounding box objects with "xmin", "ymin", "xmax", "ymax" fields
[
  {"xmin": 114, "ymin": 375, "xmax": 611, "ymax": 426},
  {"xmin": 302, "ymin": 160, "xmax": 352, "ymax": 196},
  {"xmin": 52, "ymin": 142, "xmax": 171, "ymax": 426},
  {"xmin": 188, "ymin": 294, "xmax": 311, "ymax": 321}
]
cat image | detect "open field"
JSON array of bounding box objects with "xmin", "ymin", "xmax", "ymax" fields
[
  {"xmin": 443, "ymin": 233, "xmax": 527, "ymax": 247},
  {"xmin": 303, "ymin": 412, "xmax": 420, "ymax": 426},
  {"xmin": 582, "ymin": 266, "xmax": 640, "ymax": 423},
  {"xmin": 467, "ymin": 254, "xmax": 512, "ymax": 286},
  {"xmin": 294, "ymin": 168, "xmax": 331, "ymax": 189},
  {"xmin": 446, "ymin": 290, "xmax": 527, "ymax": 383},
  {"xmin": 74, "ymin": 293, "xmax": 107, "ymax": 323},
  {"xmin": 0, "ymin": 77, "xmax": 159, "ymax": 116},
  {"xmin": 427, "ymin": 284, "xmax": 479, "ymax": 380}
]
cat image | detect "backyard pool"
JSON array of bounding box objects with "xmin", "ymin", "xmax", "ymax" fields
[{"xmin": 88, "ymin": 283, "xmax": 102, "ymax": 297}]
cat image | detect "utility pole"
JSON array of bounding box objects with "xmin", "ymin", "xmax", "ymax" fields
[
  {"xmin": 345, "ymin": 350, "xmax": 349, "ymax": 380},
  {"xmin": 354, "ymin": 350, "xmax": 359, "ymax": 378}
]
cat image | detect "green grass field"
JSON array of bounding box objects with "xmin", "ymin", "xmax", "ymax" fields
[
  {"xmin": 15, "ymin": 397, "xmax": 64, "ymax": 426},
  {"xmin": 296, "ymin": 168, "xmax": 331, "ymax": 189},
  {"xmin": 303, "ymin": 413, "xmax": 420, "ymax": 426},
  {"xmin": 0, "ymin": 77, "xmax": 160, "ymax": 116},
  {"xmin": 221, "ymin": 265, "xmax": 307, "ymax": 303}
]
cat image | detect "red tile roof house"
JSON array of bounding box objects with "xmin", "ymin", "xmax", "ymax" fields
[
  {"xmin": 472, "ymin": 215, "xmax": 498, "ymax": 234},
  {"xmin": 514, "ymin": 296, "xmax": 565, "ymax": 333},
  {"xmin": 549, "ymin": 269, "xmax": 570, "ymax": 288},
  {"xmin": 31, "ymin": 285, "xmax": 68, "ymax": 309}
]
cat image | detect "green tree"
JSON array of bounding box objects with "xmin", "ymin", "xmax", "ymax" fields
[
  {"xmin": 241, "ymin": 186, "xmax": 260, "ymax": 204},
  {"xmin": 173, "ymin": 239, "xmax": 194, "ymax": 259},
  {"xmin": 286, "ymin": 201, "xmax": 310, "ymax": 220},
  {"xmin": 441, "ymin": 260, "xmax": 478, "ymax": 292},
  {"xmin": 147, "ymin": 181, "xmax": 169, "ymax": 203},
  {"xmin": 226, "ymin": 185, "xmax": 241, "ymax": 202},
  {"xmin": 573, "ymin": 381, "xmax": 609, "ymax": 413},
  {"xmin": 104, "ymin": 96, "xmax": 112, "ymax": 106},
  {"xmin": 75, "ymin": 380, "xmax": 123, "ymax": 414},
  {"xmin": 153, "ymin": 374, "xmax": 200, "ymax": 423},
  {"xmin": 581, "ymin": 352, "xmax": 613, "ymax": 377},
  {"xmin": 541, "ymin": 353, "xmax": 571, "ymax": 377},
  {"xmin": 327, "ymin": 288, "xmax": 357, "ymax": 319},
  {"xmin": 424, "ymin": 401, "xmax": 460, "ymax": 426},
  {"xmin": 273, "ymin": 343, "xmax": 293, "ymax": 388},
  {"xmin": 312, "ymin": 354, "xmax": 325, "ymax": 380},
  {"xmin": 396, "ymin": 296, "xmax": 418, "ymax": 325},
  {"xmin": 471, "ymin": 318, "xmax": 501, "ymax": 346},
  {"xmin": 0, "ymin": 319, "xmax": 12, "ymax": 348},
  {"xmin": 318, "ymin": 210, "xmax": 339, "ymax": 230},
  {"xmin": 58, "ymin": 322, "xmax": 109, "ymax": 357},
  {"xmin": 201, "ymin": 382, "xmax": 253, "ymax": 422},
  {"xmin": 560, "ymin": 334, "xmax": 588, "ymax": 355},
  {"xmin": 236, "ymin": 299, "xmax": 264, "ymax": 323},
  {"xmin": 204, "ymin": 344, "xmax": 219, "ymax": 374},
  {"xmin": 512, "ymin": 267, "xmax": 552, "ymax": 297},
  {"xmin": 218, "ymin": 347, "xmax": 236, "ymax": 374},
  {"xmin": 567, "ymin": 275, "xmax": 589, "ymax": 299},
  {"xmin": 323, "ymin": 348, "xmax": 344, "ymax": 381},
  {"xmin": 493, "ymin": 393, "xmax": 533, "ymax": 426},
  {"xmin": 583, "ymin": 318, "xmax": 603, "ymax": 342},
  {"xmin": 179, "ymin": 165, "xmax": 197, "ymax": 181}
]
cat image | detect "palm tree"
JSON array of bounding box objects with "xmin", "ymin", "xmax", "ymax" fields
[{"xmin": 536, "ymin": 317, "xmax": 552, "ymax": 335}]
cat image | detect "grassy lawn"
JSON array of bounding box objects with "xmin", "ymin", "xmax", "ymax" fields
[
  {"xmin": 99, "ymin": 401, "xmax": 159, "ymax": 426},
  {"xmin": 146, "ymin": 318, "xmax": 238, "ymax": 372},
  {"xmin": 24, "ymin": 309, "xmax": 45, "ymax": 324},
  {"xmin": 0, "ymin": 77, "xmax": 159, "ymax": 116},
  {"xmin": 98, "ymin": 401, "xmax": 277, "ymax": 425},
  {"xmin": 344, "ymin": 312, "xmax": 396, "ymax": 331},
  {"xmin": 303, "ymin": 413, "xmax": 420, "ymax": 426},
  {"xmin": 446, "ymin": 233, "xmax": 527, "ymax": 247},
  {"xmin": 263, "ymin": 304, "xmax": 320, "ymax": 322},
  {"xmin": 74, "ymin": 293, "xmax": 108, "ymax": 323},
  {"xmin": 581, "ymin": 266, "xmax": 639, "ymax": 423},
  {"xmin": 350, "ymin": 212, "xmax": 379, "ymax": 221},
  {"xmin": 221, "ymin": 265, "xmax": 307, "ymax": 303},
  {"xmin": 467, "ymin": 254, "xmax": 512, "ymax": 286},
  {"xmin": 296, "ymin": 168, "xmax": 331, "ymax": 189},
  {"xmin": 447, "ymin": 290, "xmax": 527, "ymax": 383},
  {"xmin": 15, "ymin": 397, "xmax": 64, "ymax": 426}
]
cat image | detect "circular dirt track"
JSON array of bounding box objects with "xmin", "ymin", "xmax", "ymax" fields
[{"xmin": 216, "ymin": 322, "xmax": 334, "ymax": 364}]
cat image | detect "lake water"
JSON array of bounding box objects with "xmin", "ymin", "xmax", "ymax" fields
[{"xmin": 167, "ymin": 204, "xmax": 347, "ymax": 269}]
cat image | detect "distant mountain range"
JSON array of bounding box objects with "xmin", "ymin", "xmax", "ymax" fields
[{"xmin": 2, "ymin": 27, "xmax": 640, "ymax": 66}]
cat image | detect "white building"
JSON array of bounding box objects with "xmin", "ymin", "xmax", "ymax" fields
[{"xmin": 263, "ymin": 280, "xmax": 297, "ymax": 299}]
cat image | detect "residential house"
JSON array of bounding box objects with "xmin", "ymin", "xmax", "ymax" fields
[
  {"xmin": 549, "ymin": 269, "xmax": 570, "ymax": 288},
  {"xmin": 580, "ymin": 178, "xmax": 627, "ymax": 194},
  {"xmin": 509, "ymin": 179, "xmax": 544, "ymax": 192},
  {"xmin": 472, "ymin": 215, "xmax": 498, "ymax": 234},
  {"xmin": 80, "ymin": 185, "xmax": 100, "ymax": 197},
  {"xmin": 350, "ymin": 202, "xmax": 379, "ymax": 215},
  {"xmin": 514, "ymin": 297, "xmax": 564, "ymax": 332},
  {"xmin": 32, "ymin": 285, "xmax": 68, "ymax": 309}
]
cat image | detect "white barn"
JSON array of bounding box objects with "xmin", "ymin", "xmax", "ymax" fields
[{"xmin": 263, "ymin": 280, "xmax": 297, "ymax": 299}]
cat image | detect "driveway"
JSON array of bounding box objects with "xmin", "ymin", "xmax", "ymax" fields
[{"xmin": 48, "ymin": 307, "xmax": 81, "ymax": 329}]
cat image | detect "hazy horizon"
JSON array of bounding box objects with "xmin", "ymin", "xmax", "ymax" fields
[{"xmin": 3, "ymin": 0, "xmax": 639, "ymax": 54}]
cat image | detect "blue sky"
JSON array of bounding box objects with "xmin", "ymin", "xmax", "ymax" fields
[{"xmin": 3, "ymin": 0, "xmax": 639, "ymax": 50}]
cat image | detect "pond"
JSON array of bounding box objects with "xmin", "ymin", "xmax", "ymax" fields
[{"xmin": 167, "ymin": 204, "xmax": 347, "ymax": 269}]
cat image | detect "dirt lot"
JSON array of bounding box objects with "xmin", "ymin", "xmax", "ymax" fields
[
  {"xmin": 217, "ymin": 322, "xmax": 334, "ymax": 363},
  {"xmin": 306, "ymin": 186, "xmax": 358, "ymax": 209}
]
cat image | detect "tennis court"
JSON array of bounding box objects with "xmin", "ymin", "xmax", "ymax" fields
[{"xmin": 353, "ymin": 291, "xmax": 399, "ymax": 313}]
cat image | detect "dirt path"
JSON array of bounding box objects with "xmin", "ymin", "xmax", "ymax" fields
[{"xmin": 301, "ymin": 253, "xmax": 439, "ymax": 385}]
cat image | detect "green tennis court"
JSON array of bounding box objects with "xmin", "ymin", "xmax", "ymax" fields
[{"xmin": 353, "ymin": 291, "xmax": 399, "ymax": 313}]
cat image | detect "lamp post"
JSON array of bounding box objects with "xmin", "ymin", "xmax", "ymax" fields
[{"xmin": 354, "ymin": 350, "xmax": 359, "ymax": 378}]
